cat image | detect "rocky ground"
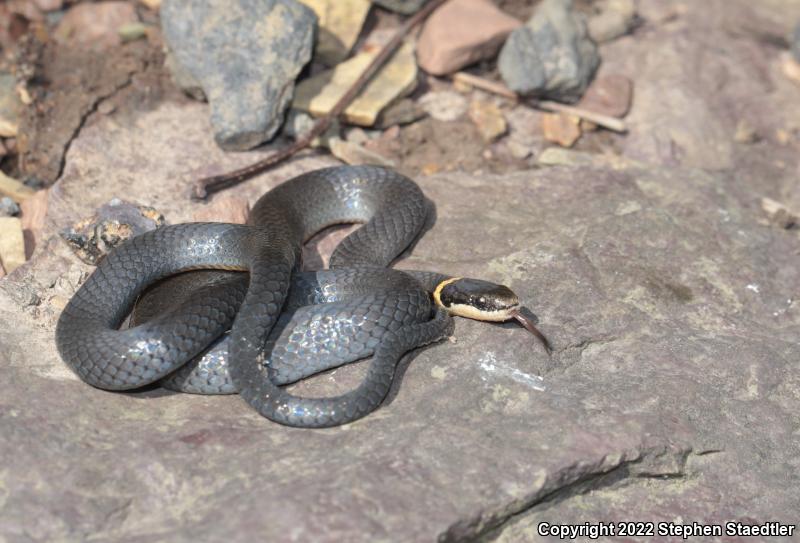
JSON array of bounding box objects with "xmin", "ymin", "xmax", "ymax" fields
[{"xmin": 1, "ymin": 0, "xmax": 800, "ymax": 541}]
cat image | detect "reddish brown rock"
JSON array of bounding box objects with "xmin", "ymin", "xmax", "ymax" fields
[
  {"xmin": 577, "ymin": 74, "xmax": 633, "ymax": 119},
  {"xmin": 417, "ymin": 0, "xmax": 522, "ymax": 76},
  {"xmin": 54, "ymin": 1, "xmax": 139, "ymax": 49}
]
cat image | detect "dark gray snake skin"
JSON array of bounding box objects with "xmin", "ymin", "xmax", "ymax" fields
[{"xmin": 56, "ymin": 166, "xmax": 454, "ymax": 427}]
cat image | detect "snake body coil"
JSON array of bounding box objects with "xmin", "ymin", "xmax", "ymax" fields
[{"xmin": 56, "ymin": 166, "xmax": 455, "ymax": 427}]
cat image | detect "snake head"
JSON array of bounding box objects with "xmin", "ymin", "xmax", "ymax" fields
[{"xmin": 433, "ymin": 277, "xmax": 552, "ymax": 354}]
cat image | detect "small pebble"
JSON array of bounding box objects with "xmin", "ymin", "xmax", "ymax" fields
[
  {"xmin": 761, "ymin": 197, "xmax": 798, "ymax": 229},
  {"xmin": 418, "ymin": 90, "xmax": 468, "ymax": 122},
  {"xmin": 0, "ymin": 216, "xmax": 26, "ymax": 273},
  {"xmin": 734, "ymin": 120, "xmax": 759, "ymax": 144},
  {"xmin": 577, "ymin": 74, "xmax": 633, "ymax": 118},
  {"xmin": 588, "ymin": 0, "xmax": 637, "ymax": 43},
  {"xmin": 542, "ymin": 112, "xmax": 582, "ymax": 147},
  {"xmin": 345, "ymin": 127, "xmax": 370, "ymax": 145},
  {"xmin": 118, "ymin": 22, "xmax": 148, "ymax": 43},
  {"xmin": 506, "ymin": 139, "xmax": 532, "ymax": 159},
  {"xmin": 0, "ymin": 196, "xmax": 20, "ymax": 217},
  {"xmin": 97, "ymin": 101, "xmax": 116, "ymax": 115},
  {"xmin": 782, "ymin": 52, "xmax": 800, "ymax": 85},
  {"xmin": 468, "ymin": 99, "xmax": 507, "ymax": 142}
]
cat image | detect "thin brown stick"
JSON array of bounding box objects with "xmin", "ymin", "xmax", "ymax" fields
[
  {"xmin": 192, "ymin": 0, "xmax": 447, "ymax": 201},
  {"xmin": 452, "ymin": 71, "xmax": 628, "ymax": 133}
]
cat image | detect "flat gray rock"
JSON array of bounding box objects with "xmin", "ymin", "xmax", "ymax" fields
[
  {"xmin": 0, "ymin": 100, "xmax": 798, "ymax": 540},
  {"xmin": 792, "ymin": 21, "xmax": 800, "ymax": 62},
  {"xmin": 160, "ymin": 0, "xmax": 316, "ymax": 151},
  {"xmin": 498, "ymin": 0, "xmax": 600, "ymax": 102}
]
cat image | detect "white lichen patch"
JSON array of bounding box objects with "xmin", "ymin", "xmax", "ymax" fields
[
  {"xmin": 614, "ymin": 200, "xmax": 642, "ymax": 216},
  {"xmin": 478, "ymin": 351, "xmax": 545, "ymax": 391}
]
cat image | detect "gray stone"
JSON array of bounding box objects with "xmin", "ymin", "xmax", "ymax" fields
[
  {"xmin": 498, "ymin": 0, "xmax": 600, "ymax": 102},
  {"xmin": 370, "ymin": 0, "xmax": 426, "ymax": 14},
  {"xmin": 0, "ymin": 196, "xmax": 20, "ymax": 217},
  {"xmin": 1, "ymin": 92, "xmax": 799, "ymax": 539},
  {"xmin": 792, "ymin": 22, "xmax": 800, "ymax": 62},
  {"xmin": 160, "ymin": 0, "xmax": 316, "ymax": 151}
]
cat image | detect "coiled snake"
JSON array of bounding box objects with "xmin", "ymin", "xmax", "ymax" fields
[{"xmin": 56, "ymin": 166, "xmax": 548, "ymax": 427}]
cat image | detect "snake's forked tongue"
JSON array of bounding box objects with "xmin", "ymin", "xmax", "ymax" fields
[{"xmin": 510, "ymin": 308, "xmax": 552, "ymax": 355}]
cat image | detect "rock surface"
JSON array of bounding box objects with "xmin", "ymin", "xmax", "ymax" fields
[
  {"xmin": 54, "ymin": 1, "xmax": 139, "ymax": 49},
  {"xmin": 600, "ymin": 0, "xmax": 800, "ymax": 174},
  {"xmin": 498, "ymin": 0, "xmax": 600, "ymax": 102},
  {"xmin": 793, "ymin": 21, "xmax": 800, "ymax": 62},
  {"xmin": 416, "ymin": 0, "xmax": 522, "ymax": 76},
  {"xmin": 161, "ymin": 0, "xmax": 316, "ymax": 150},
  {"xmin": 293, "ymin": 40, "xmax": 417, "ymax": 127},
  {"xmin": 3, "ymin": 1, "xmax": 800, "ymax": 539},
  {"xmin": 328, "ymin": 136, "xmax": 396, "ymax": 167},
  {"xmin": 2, "ymin": 87, "xmax": 800, "ymax": 539}
]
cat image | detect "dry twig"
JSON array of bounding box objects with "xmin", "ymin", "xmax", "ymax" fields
[
  {"xmin": 192, "ymin": 0, "xmax": 447, "ymax": 201},
  {"xmin": 452, "ymin": 71, "xmax": 628, "ymax": 133}
]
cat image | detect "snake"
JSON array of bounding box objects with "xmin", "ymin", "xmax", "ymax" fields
[{"xmin": 56, "ymin": 165, "xmax": 549, "ymax": 428}]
